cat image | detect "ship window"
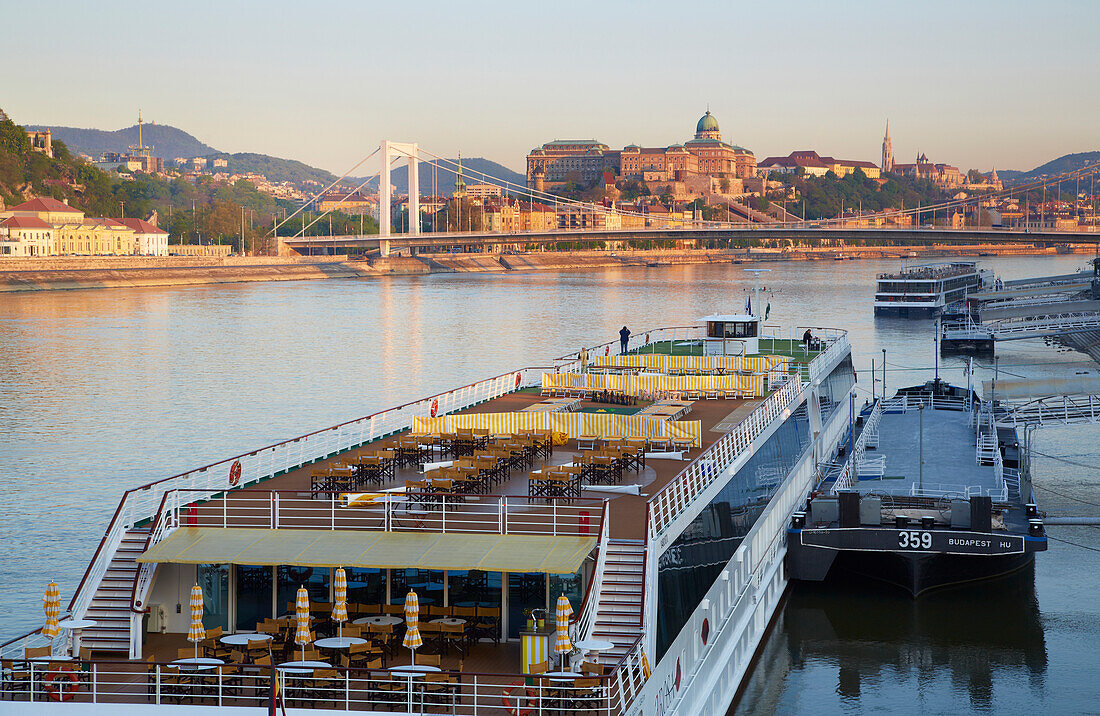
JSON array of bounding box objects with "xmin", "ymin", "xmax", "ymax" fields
[
  {"xmin": 197, "ymin": 564, "xmax": 230, "ymax": 630},
  {"xmin": 392, "ymin": 568, "xmax": 444, "ymax": 606},
  {"xmin": 235, "ymin": 565, "xmax": 273, "ymax": 630},
  {"xmin": 507, "ymin": 572, "xmax": 547, "ymax": 639},
  {"xmin": 346, "ymin": 567, "xmax": 386, "ymax": 605},
  {"xmin": 278, "ymin": 565, "xmax": 330, "ymax": 607}
]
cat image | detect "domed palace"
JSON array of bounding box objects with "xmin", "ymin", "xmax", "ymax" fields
[{"xmin": 526, "ymin": 111, "xmax": 756, "ymax": 190}]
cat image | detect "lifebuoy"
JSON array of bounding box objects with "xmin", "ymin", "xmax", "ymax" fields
[
  {"xmin": 501, "ymin": 679, "xmax": 536, "ymax": 716},
  {"xmin": 228, "ymin": 459, "xmax": 242, "ymax": 487},
  {"xmin": 44, "ymin": 665, "xmax": 79, "ymax": 702},
  {"xmin": 604, "ymin": 346, "xmax": 610, "ymax": 356},
  {"xmin": 430, "ymin": 398, "xmax": 439, "ymax": 418},
  {"xmin": 514, "ymin": 372, "xmax": 522, "ymax": 388}
]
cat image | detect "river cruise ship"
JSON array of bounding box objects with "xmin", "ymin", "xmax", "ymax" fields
[
  {"xmin": 0, "ymin": 317, "xmax": 858, "ymax": 715},
  {"xmin": 874, "ymin": 262, "xmax": 993, "ymax": 317},
  {"xmin": 788, "ymin": 379, "xmax": 1047, "ymax": 596}
]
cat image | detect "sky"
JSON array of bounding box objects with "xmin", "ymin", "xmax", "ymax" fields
[{"xmin": 3, "ymin": 0, "xmax": 1098, "ymax": 176}]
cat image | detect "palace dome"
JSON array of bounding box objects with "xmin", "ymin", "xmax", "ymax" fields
[{"xmin": 696, "ymin": 111, "xmax": 720, "ymax": 133}]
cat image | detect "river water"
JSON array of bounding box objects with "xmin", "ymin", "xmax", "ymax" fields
[{"xmin": 1, "ymin": 257, "xmax": 1098, "ymax": 711}]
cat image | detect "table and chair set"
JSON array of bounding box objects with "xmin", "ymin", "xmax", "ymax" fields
[{"xmin": 527, "ymin": 438, "xmax": 646, "ymax": 502}]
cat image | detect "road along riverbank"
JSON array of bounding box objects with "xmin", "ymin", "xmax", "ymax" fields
[{"xmin": 1, "ymin": 243, "xmax": 1094, "ymax": 292}]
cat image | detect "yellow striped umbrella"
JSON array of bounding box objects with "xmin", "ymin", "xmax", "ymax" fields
[
  {"xmin": 332, "ymin": 568, "xmax": 348, "ymax": 638},
  {"xmin": 402, "ymin": 590, "xmax": 422, "ymax": 662},
  {"xmin": 554, "ymin": 594, "xmax": 573, "ymax": 668},
  {"xmin": 187, "ymin": 584, "xmax": 204, "ymax": 659},
  {"xmin": 42, "ymin": 582, "xmax": 60, "ymax": 641},
  {"xmin": 294, "ymin": 586, "xmax": 311, "ymax": 661}
]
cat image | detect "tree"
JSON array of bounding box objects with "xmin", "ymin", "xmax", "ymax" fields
[
  {"xmin": 967, "ymin": 168, "xmax": 985, "ymax": 184},
  {"xmin": 0, "ymin": 119, "xmax": 30, "ymax": 155}
]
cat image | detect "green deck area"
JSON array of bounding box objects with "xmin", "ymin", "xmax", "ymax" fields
[{"xmin": 629, "ymin": 337, "xmax": 820, "ymax": 361}]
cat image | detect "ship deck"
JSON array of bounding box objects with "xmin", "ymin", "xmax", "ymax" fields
[{"xmin": 855, "ymin": 407, "xmax": 1001, "ymax": 499}]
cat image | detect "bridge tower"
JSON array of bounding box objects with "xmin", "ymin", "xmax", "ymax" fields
[{"xmin": 379, "ymin": 140, "xmax": 421, "ymax": 256}]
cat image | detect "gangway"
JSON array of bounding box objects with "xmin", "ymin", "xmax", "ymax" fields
[
  {"xmin": 984, "ymin": 376, "xmax": 1100, "ymax": 427},
  {"xmin": 942, "ymin": 308, "xmax": 1100, "ymax": 351}
]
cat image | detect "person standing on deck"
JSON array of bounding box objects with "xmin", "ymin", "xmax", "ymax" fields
[
  {"xmin": 802, "ymin": 328, "xmax": 813, "ymax": 352},
  {"xmin": 619, "ymin": 326, "xmax": 631, "ymax": 354},
  {"xmin": 579, "ymin": 346, "xmax": 589, "ymax": 373}
]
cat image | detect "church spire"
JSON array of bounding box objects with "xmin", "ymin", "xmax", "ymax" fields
[
  {"xmin": 881, "ymin": 119, "xmax": 894, "ymax": 173},
  {"xmin": 453, "ymin": 152, "xmax": 466, "ymax": 198}
]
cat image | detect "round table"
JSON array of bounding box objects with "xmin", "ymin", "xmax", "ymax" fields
[
  {"xmin": 170, "ymin": 658, "xmax": 223, "ymax": 671},
  {"xmin": 27, "ymin": 655, "xmax": 74, "ymax": 663},
  {"xmin": 315, "ymin": 636, "xmax": 368, "ymax": 649},
  {"xmin": 429, "ymin": 618, "xmax": 467, "ymax": 626},
  {"xmin": 389, "ymin": 664, "xmax": 442, "ymax": 679},
  {"xmin": 543, "ymin": 670, "xmax": 583, "ymax": 683},
  {"xmin": 574, "ymin": 638, "xmax": 614, "ymax": 653},
  {"xmin": 353, "ymin": 615, "xmax": 402, "ymax": 626},
  {"xmin": 57, "ymin": 619, "xmax": 97, "ymax": 630},
  {"xmin": 220, "ymin": 633, "xmax": 272, "ymax": 646},
  {"xmin": 277, "ymin": 660, "xmax": 330, "ymax": 675}
]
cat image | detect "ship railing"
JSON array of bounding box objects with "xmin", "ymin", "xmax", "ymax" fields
[
  {"xmin": 0, "ymin": 626, "xmax": 70, "ymax": 661},
  {"xmin": 646, "ymin": 330, "xmax": 847, "ymax": 538},
  {"xmin": 144, "ymin": 488, "xmax": 607, "ymax": 538},
  {"xmin": 646, "ymin": 375, "xmax": 803, "ymax": 539},
  {"xmin": 607, "ymin": 634, "xmax": 648, "ymax": 713},
  {"xmin": 907, "ymin": 483, "xmax": 1008, "ymax": 501},
  {"xmin": 572, "ymin": 500, "xmax": 612, "ymax": 644},
  {"xmin": 554, "ymin": 325, "xmax": 705, "ymax": 368},
  {"xmin": 67, "ymin": 364, "xmax": 552, "ymax": 625},
  {"xmin": 2, "ymin": 658, "xmax": 632, "ymax": 714},
  {"xmin": 832, "ymin": 398, "xmax": 882, "ymax": 494}
]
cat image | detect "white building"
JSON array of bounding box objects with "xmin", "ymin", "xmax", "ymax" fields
[
  {"xmin": 118, "ymin": 218, "xmax": 170, "ymax": 256},
  {"xmin": 0, "ymin": 216, "xmax": 55, "ymax": 256}
]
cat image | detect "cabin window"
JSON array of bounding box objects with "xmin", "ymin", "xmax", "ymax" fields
[
  {"xmin": 508, "ymin": 572, "xmax": 547, "ymax": 639},
  {"xmin": 346, "ymin": 568, "xmax": 386, "ymax": 605},
  {"xmin": 447, "ymin": 570, "xmax": 503, "ymax": 609},
  {"xmin": 392, "ymin": 568, "xmax": 444, "ymax": 606}
]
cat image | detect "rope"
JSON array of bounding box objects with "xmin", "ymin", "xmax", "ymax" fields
[{"xmin": 269, "ymin": 146, "xmax": 379, "ymax": 237}]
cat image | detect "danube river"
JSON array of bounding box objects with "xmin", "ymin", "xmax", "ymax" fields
[{"xmin": 1, "ymin": 256, "xmax": 1098, "ymax": 712}]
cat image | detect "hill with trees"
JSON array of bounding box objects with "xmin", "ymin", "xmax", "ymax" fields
[{"xmin": 27, "ymin": 123, "xmax": 216, "ymax": 160}]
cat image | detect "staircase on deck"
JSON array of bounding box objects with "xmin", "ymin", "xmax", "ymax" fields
[
  {"xmin": 80, "ymin": 526, "xmax": 150, "ymax": 655},
  {"xmin": 589, "ymin": 539, "xmax": 646, "ymax": 664}
]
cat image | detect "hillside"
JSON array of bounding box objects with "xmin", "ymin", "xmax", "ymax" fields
[
  {"xmin": 203, "ymin": 152, "xmax": 338, "ymax": 186},
  {"xmin": 27, "ymin": 123, "xmax": 216, "ymax": 160},
  {"xmin": 363, "ymin": 157, "xmax": 525, "ymax": 195},
  {"xmin": 1002, "ymin": 151, "xmax": 1100, "ymax": 185}
]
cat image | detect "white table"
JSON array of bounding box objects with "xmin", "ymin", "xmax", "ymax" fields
[
  {"xmin": 544, "ymin": 670, "xmax": 583, "ymax": 683},
  {"xmin": 354, "ymin": 615, "xmax": 402, "ymax": 626},
  {"xmin": 220, "ymin": 633, "xmax": 272, "ymax": 646},
  {"xmin": 315, "ymin": 636, "xmax": 367, "ymax": 649},
  {"xmin": 574, "ymin": 638, "xmax": 614, "ymax": 653},
  {"xmin": 27, "ymin": 655, "xmax": 74, "ymax": 663},
  {"xmin": 58, "ymin": 619, "xmax": 97, "ymax": 630},
  {"xmin": 429, "ymin": 618, "xmax": 467, "ymax": 627},
  {"xmin": 277, "ymin": 660, "xmax": 330, "ymax": 675},
  {"xmin": 169, "ymin": 657, "xmax": 223, "ymax": 672},
  {"xmin": 389, "ymin": 664, "xmax": 442, "ymax": 679}
]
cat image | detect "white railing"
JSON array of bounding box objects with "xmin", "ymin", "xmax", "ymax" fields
[
  {"xmin": 832, "ymin": 399, "xmax": 882, "ymax": 494},
  {"xmin": 144, "ymin": 488, "xmax": 606, "ymax": 539},
  {"xmin": 608, "ymin": 635, "xmax": 648, "ymax": 713},
  {"xmin": 68, "ymin": 365, "xmax": 549, "ymax": 624},
  {"xmin": 573, "ymin": 505, "xmax": 612, "ymax": 644},
  {"xmin": 2, "ymin": 660, "xmax": 627, "ymax": 714},
  {"xmin": 646, "ymin": 330, "xmax": 847, "ymax": 539},
  {"xmin": 646, "ymin": 375, "xmax": 804, "ymax": 539},
  {"xmin": 555, "ymin": 325, "xmax": 706, "ymax": 368}
]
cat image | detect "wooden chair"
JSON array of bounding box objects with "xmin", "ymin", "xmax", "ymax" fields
[
  {"xmin": 529, "ymin": 660, "xmax": 549, "ymax": 675},
  {"xmin": 441, "ymin": 622, "xmax": 467, "ymax": 656},
  {"xmin": 473, "ymin": 606, "xmax": 501, "ymax": 645},
  {"xmin": 415, "ymin": 653, "xmax": 441, "ymax": 667},
  {"xmin": 1, "ymin": 659, "xmax": 31, "ymax": 700},
  {"xmin": 581, "ymin": 660, "xmax": 607, "ymax": 675},
  {"xmin": 177, "ymin": 647, "xmax": 198, "ymax": 660},
  {"xmin": 23, "ymin": 646, "xmax": 50, "ymax": 659},
  {"xmin": 246, "ymin": 639, "xmax": 270, "ymax": 662}
]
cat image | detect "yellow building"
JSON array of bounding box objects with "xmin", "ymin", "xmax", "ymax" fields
[
  {"xmin": 1, "ymin": 197, "xmax": 147, "ymax": 255},
  {"xmin": 518, "ymin": 203, "xmax": 558, "ymax": 232}
]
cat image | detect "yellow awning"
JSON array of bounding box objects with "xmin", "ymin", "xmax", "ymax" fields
[{"xmin": 137, "ymin": 528, "xmax": 596, "ymax": 574}]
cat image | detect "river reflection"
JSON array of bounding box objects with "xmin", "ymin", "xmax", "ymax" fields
[{"xmin": 733, "ymin": 567, "xmax": 1047, "ymax": 714}]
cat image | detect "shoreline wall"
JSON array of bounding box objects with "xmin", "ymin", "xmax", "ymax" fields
[{"xmin": 0, "ymin": 244, "xmax": 1092, "ymax": 292}]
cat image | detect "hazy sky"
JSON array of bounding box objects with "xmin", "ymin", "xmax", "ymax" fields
[{"xmin": 4, "ymin": 0, "xmax": 1097, "ymax": 175}]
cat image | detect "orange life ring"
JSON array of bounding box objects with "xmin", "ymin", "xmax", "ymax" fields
[
  {"xmin": 44, "ymin": 664, "xmax": 80, "ymax": 702},
  {"xmin": 229, "ymin": 459, "xmax": 242, "ymax": 486},
  {"xmin": 430, "ymin": 398, "xmax": 439, "ymax": 418},
  {"xmin": 501, "ymin": 679, "xmax": 536, "ymax": 716}
]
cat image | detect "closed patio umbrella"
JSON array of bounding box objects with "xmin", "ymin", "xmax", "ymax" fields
[
  {"xmin": 188, "ymin": 584, "xmax": 205, "ymax": 659},
  {"xmin": 294, "ymin": 586, "xmax": 311, "ymax": 662},
  {"xmin": 42, "ymin": 582, "xmax": 60, "ymax": 643},
  {"xmin": 332, "ymin": 568, "xmax": 348, "ymax": 639},
  {"xmin": 554, "ymin": 594, "xmax": 573, "ymax": 669},
  {"xmin": 402, "ymin": 590, "xmax": 422, "ymax": 664}
]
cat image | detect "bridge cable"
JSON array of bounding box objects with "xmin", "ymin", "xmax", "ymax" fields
[{"xmin": 269, "ymin": 146, "xmax": 379, "ymax": 238}]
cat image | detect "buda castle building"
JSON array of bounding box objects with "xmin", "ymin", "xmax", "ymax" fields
[{"xmin": 526, "ymin": 111, "xmax": 756, "ymax": 191}]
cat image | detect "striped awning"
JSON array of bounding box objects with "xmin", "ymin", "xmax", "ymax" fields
[{"xmin": 138, "ymin": 527, "xmax": 595, "ymax": 574}]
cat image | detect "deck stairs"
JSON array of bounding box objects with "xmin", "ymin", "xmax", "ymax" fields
[
  {"xmin": 589, "ymin": 539, "xmax": 646, "ymax": 665},
  {"xmin": 79, "ymin": 526, "xmax": 150, "ymax": 655}
]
